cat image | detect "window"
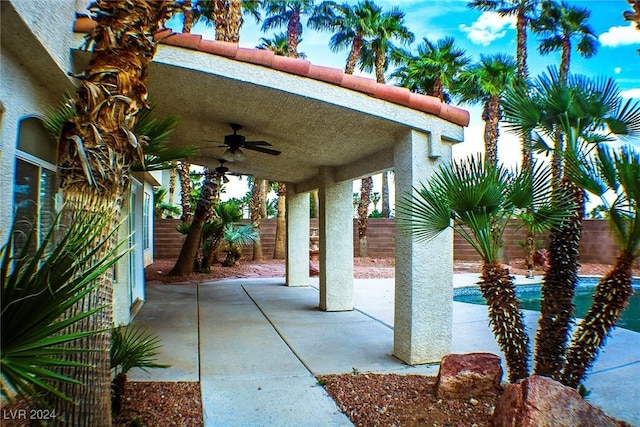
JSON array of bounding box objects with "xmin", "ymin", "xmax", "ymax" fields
[
  {"xmin": 13, "ymin": 117, "xmax": 58, "ymax": 253},
  {"xmin": 143, "ymin": 192, "xmax": 150, "ymax": 250}
]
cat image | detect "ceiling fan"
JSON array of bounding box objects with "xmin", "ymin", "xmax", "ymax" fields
[{"xmin": 204, "ymin": 123, "xmax": 281, "ymax": 162}]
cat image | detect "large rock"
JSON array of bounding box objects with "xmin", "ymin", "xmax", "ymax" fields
[
  {"xmin": 493, "ymin": 375, "xmax": 620, "ymax": 427},
  {"xmin": 436, "ymin": 352, "xmax": 503, "ymax": 399}
]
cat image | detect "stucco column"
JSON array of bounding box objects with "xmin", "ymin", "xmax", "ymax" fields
[
  {"xmin": 318, "ymin": 167, "xmax": 354, "ymax": 311},
  {"xmin": 286, "ymin": 185, "xmax": 310, "ymax": 287},
  {"xmin": 393, "ymin": 129, "xmax": 453, "ymax": 365}
]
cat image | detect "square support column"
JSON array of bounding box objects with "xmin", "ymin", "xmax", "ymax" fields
[
  {"xmin": 393, "ymin": 129, "xmax": 453, "ymax": 365},
  {"xmin": 318, "ymin": 167, "xmax": 354, "ymax": 311},
  {"xmin": 286, "ymin": 185, "xmax": 310, "ymax": 287}
]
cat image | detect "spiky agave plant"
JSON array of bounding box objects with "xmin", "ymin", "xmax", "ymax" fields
[
  {"xmin": 561, "ymin": 146, "xmax": 640, "ymax": 387},
  {"xmin": 397, "ymin": 155, "xmax": 572, "ymax": 382},
  {"xmin": 1, "ymin": 211, "xmax": 126, "ymax": 407}
]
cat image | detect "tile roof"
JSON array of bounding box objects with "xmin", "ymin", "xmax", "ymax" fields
[{"xmin": 74, "ymin": 16, "xmax": 470, "ymax": 127}]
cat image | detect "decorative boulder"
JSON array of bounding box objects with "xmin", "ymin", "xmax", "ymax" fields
[
  {"xmin": 436, "ymin": 352, "xmax": 503, "ymax": 399},
  {"xmin": 493, "ymin": 375, "xmax": 620, "ymax": 427}
]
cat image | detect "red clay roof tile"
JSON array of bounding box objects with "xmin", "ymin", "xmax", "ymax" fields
[
  {"xmin": 198, "ymin": 39, "xmax": 238, "ymax": 57},
  {"xmin": 73, "ymin": 17, "xmax": 469, "ymax": 127},
  {"xmin": 272, "ymin": 55, "xmax": 311, "ymax": 77},
  {"xmin": 307, "ymin": 64, "xmax": 344, "ymax": 85},
  {"xmin": 235, "ymin": 48, "xmax": 275, "ymax": 67}
]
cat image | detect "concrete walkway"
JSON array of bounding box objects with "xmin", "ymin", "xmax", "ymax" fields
[{"xmin": 129, "ymin": 277, "xmax": 640, "ymax": 426}]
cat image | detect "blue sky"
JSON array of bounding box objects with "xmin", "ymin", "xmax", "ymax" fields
[{"xmin": 167, "ymin": 0, "xmax": 640, "ymax": 201}]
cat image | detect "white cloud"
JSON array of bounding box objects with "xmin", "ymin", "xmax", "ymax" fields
[
  {"xmin": 459, "ymin": 12, "xmax": 516, "ymax": 46},
  {"xmin": 620, "ymin": 88, "xmax": 640, "ymax": 99},
  {"xmin": 599, "ymin": 22, "xmax": 640, "ymax": 47},
  {"xmin": 614, "ymin": 67, "xmax": 622, "ymax": 74}
]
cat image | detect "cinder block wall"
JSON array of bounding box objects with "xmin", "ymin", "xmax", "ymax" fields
[{"xmin": 154, "ymin": 218, "xmax": 639, "ymax": 268}]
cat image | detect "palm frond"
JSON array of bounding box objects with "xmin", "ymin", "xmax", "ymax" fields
[{"xmin": 111, "ymin": 325, "xmax": 169, "ymax": 375}]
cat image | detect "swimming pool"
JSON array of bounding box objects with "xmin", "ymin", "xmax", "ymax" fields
[{"xmin": 454, "ymin": 278, "xmax": 640, "ymax": 333}]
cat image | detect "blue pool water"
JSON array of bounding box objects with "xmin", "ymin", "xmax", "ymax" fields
[{"xmin": 454, "ymin": 278, "xmax": 640, "ymax": 333}]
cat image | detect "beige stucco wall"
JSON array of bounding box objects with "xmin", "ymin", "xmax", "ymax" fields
[{"xmin": 0, "ymin": 50, "xmax": 65, "ymax": 240}]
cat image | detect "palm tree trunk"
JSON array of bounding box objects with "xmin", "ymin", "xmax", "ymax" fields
[
  {"xmin": 182, "ymin": 0, "xmax": 193, "ymax": 33},
  {"xmin": 345, "ymin": 35, "xmax": 363, "ymax": 74},
  {"xmin": 480, "ymin": 261, "xmax": 530, "ymax": 383},
  {"xmin": 50, "ymin": 1, "xmax": 174, "ymax": 423},
  {"xmin": 483, "ymin": 96, "xmax": 501, "ymax": 166},
  {"xmin": 171, "ymin": 168, "xmax": 218, "ymax": 275},
  {"xmin": 374, "ymin": 53, "xmax": 386, "ymax": 83},
  {"xmin": 273, "ymin": 182, "xmax": 286, "ymax": 259},
  {"xmin": 534, "ymin": 180, "xmax": 584, "ymax": 379},
  {"xmin": 516, "ymin": 12, "xmax": 528, "ymax": 79},
  {"xmin": 358, "ymin": 177, "xmax": 372, "ymax": 257},
  {"xmin": 251, "ymin": 178, "xmax": 264, "ymax": 261},
  {"xmin": 169, "ymin": 166, "xmax": 176, "ymax": 206},
  {"xmin": 560, "ymin": 39, "xmax": 571, "ymax": 80},
  {"xmin": 287, "ymin": 9, "xmax": 301, "ymax": 58},
  {"xmin": 214, "ymin": 0, "xmax": 227, "ymax": 41},
  {"xmin": 561, "ymin": 253, "xmax": 635, "ymax": 388},
  {"xmin": 226, "ymin": 0, "xmax": 242, "ymax": 43},
  {"xmin": 178, "ymin": 161, "xmax": 192, "ymax": 222},
  {"xmin": 312, "ymin": 190, "xmax": 320, "ymax": 218},
  {"xmin": 381, "ymin": 171, "xmax": 390, "ymax": 218}
]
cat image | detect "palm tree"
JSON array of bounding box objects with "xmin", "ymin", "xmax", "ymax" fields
[
  {"xmin": 532, "ymin": 0, "xmax": 598, "ymax": 80},
  {"xmin": 455, "ymin": 54, "xmax": 519, "ymax": 166},
  {"xmin": 257, "ymin": 32, "xmax": 307, "ymax": 58},
  {"xmin": 502, "ymin": 68, "xmax": 640, "ymax": 382},
  {"xmin": 220, "ymin": 223, "xmax": 260, "ymax": 266},
  {"xmin": 200, "ymin": 200, "xmax": 245, "ymax": 270},
  {"xmin": 262, "ymin": 0, "xmax": 316, "ymax": 58},
  {"xmin": 51, "ymin": 1, "xmax": 176, "ymax": 423},
  {"xmin": 177, "ymin": 162, "xmax": 193, "ymax": 222},
  {"xmin": 468, "ymin": 0, "xmax": 539, "ymax": 173},
  {"xmin": 181, "ymin": 0, "xmax": 195, "ymax": 32},
  {"xmin": 257, "ymin": 32, "xmax": 289, "ymax": 55},
  {"xmin": 392, "ymin": 37, "xmax": 470, "ymax": 102},
  {"xmin": 189, "ymin": 0, "xmax": 260, "ymax": 41},
  {"xmin": 531, "ymin": 0, "xmax": 598, "ymax": 183},
  {"xmin": 170, "ymin": 167, "xmax": 219, "ymax": 275},
  {"xmin": 357, "ymin": 176, "xmax": 372, "ymax": 256},
  {"xmin": 357, "ymin": 6, "xmax": 414, "ymax": 83},
  {"xmin": 397, "ymin": 156, "xmax": 572, "ymax": 382},
  {"xmin": 311, "ymin": 0, "xmax": 378, "ymax": 74},
  {"xmin": 273, "ymin": 182, "xmax": 287, "ymax": 259},
  {"xmin": 250, "ymin": 178, "xmax": 267, "ymax": 260},
  {"xmin": 561, "ymin": 146, "xmax": 640, "ymax": 388},
  {"xmin": 381, "ymin": 171, "xmax": 390, "ymax": 218}
]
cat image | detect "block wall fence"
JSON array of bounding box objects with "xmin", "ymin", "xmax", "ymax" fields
[{"xmin": 154, "ymin": 218, "xmax": 639, "ymax": 268}]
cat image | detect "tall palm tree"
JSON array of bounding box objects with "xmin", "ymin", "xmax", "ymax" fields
[
  {"xmin": 357, "ymin": 6, "xmax": 414, "ymax": 83},
  {"xmin": 455, "ymin": 54, "xmax": 519, "ymax": 166},
  {"xmin": 502, "ymin": 68, "xmax": 640, "ymax": 382},
  {"xmin": 190, "ymin": 0, "xmax": 260, "ymax": 41},
  {"xmin": 177, "ymin": 161, "xmax": 193, "ymax": 222},
  {"xmin": 562, "ymin": 146, "xmax": 640, "ymax": 388},
  {"xmin": 532, "ymin": 0, "xmax": 598, "ymax": 80},
  {"xmin": 468, "ymin": 0, "xmax": 539, "ymax": 174},
  {"xmin": 171, "ymin": 168, "xmax": 219, "ymax": 275},
  {"xmin": 531, "ymin": 0, "xmax": 598, "ymax": 183},
  {"xmin": 311, "ymin": 0, "xmax": 378, "ymax": 74},
  {"xmin": 397, "ymin": 156, "xmax": 572, "ymax": 382},
  {"xmin": 51, "ymin": 1, "xmax": 176, "ymax": 424},
  {"xmin": 250, "ymin": 178, "xmax": 266, "ymax": 260},
  {"xmin": 262, "ymin": 0, "xmax": 316, "ymax": 58},
  {"xmin": 392, "ymin": 37, "xmax": 470, "ymax": 102},
  {"xmin": 273, "ymin": 182, "xmax": 287, "ymax": 259},
  {"xmin": 357, "ymin": 176, "xmax": 372, "ymax": 257}
]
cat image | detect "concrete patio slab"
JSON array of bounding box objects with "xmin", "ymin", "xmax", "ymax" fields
[{"xmin": 131, "ymin": 278, "xmax": 640, "ymax": 426}]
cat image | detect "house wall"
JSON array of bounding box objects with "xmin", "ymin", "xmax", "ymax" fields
[
  {"xmin": 154, "ymin": 218, "xmax": 640, "ymax": 269},
  {"xmin": 0, "ymin": 49, "xmax": 64, "ymax": 241}
]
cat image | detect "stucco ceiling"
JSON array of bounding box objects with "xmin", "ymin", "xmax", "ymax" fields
[{"xmin": 72, "ymin": 38, "xmax": 466, "ymax": 188}]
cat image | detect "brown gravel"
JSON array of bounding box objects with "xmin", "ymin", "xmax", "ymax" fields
[
  {"xmin": 113, "ymin": 381, "xmax": 202, "ymax": 427},
  {"xmin": 320, "ymin": 373, "xmax": 496, "ymax": 427}
]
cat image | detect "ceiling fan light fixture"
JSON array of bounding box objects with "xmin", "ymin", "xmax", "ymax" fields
[{"xmin": 222, "ymin": 147, "xmax": 246, "ymax": 162}]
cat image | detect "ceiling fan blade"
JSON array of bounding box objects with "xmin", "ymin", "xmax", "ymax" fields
[
  {"xmin": 245, "ymin": 145, "xmax": 281, "ymax": 156},
  {"xmin": 244, "ymin": 140, "xmax": 272, "ymax": 146}
]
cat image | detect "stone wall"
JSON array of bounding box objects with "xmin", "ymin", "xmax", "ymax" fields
[{"xmin": 154, "ymin": 218, "xmax": 639, "ymax": 267}]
